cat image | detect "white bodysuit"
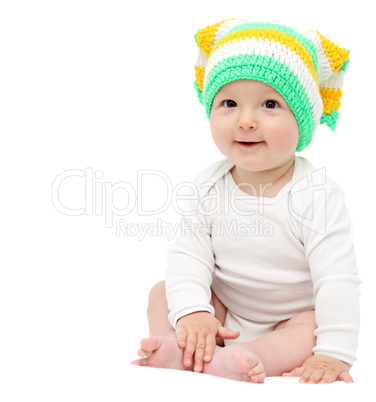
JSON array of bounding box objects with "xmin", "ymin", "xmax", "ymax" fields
[{"xmin": 166, "ymin": 157, "xmax": 360, "ymax": 365}]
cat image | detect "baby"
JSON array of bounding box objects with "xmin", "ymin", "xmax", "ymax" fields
[{"xmin": 132, "ymin": 20, "xmax": 360, "ymax": 384}]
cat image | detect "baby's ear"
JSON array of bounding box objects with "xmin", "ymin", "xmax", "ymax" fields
[{"xmin": 312, "ymin": 31, "xmax": 350, "ymax": 130}]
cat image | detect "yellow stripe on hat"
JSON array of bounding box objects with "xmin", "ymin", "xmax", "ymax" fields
[
  {"xmin": 195, "ymin": 65, "xmax": 205, "ymax": 91},
  {"xmin": 320, "ymin": 87, "xmax": 343, "ymax": 114},
  {"xmin": 211, "ymin": 28, "xmax": 319, "ymax": 88},
  {"xmin": 317, "ymin": 32, "xmax": 350, "ymax": 73},
  {"xmin": 195, "ymin": 20, "xmax": 228, "ymax": 58}
]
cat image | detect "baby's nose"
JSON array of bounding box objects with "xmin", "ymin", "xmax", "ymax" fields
[{"xmin": 238, "ymin": 112, "xmax": 257, "ymax": 130}]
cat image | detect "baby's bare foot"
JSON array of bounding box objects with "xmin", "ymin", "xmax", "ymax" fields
[
  {"xmin": 203, "ymin": 343, "xmax": 266, "ymax": 383},
  {"xmin": 131, "ymin": 336, "xmax": 192, "ymax": 371}
]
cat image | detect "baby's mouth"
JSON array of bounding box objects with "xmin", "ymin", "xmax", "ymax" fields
[{"xmin": 236, "ymin": 141, "xmax": 264, "ymax": 147}]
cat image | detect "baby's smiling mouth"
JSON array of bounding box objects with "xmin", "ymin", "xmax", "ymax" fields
[{"xmin": 236, "ymin": 141, "xmax": 264, "ymax": 147}]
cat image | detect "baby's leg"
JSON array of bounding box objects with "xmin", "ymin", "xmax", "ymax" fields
[
  {"xmin": 266, "ymin": 311, "xmax": 317, "ymax": 375},
  {"xmin": 146, "ymin": 280, "xmax": 176, "ymax": 339},
  {"xmin": 131, "ymin": 280, "xmax": 227, "ymax": 369},
  {"xmin": 251, "ymin": 311, "xmax": 317, "ymax": 376},
  {"xmin": 203, "ymin": 311, "xmax": 316, "ymax": 382},
  {"xmin": 211, "ymin": 290, "xmax": 227, "ymax": 346}
]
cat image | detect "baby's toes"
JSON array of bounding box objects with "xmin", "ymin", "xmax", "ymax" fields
[
  {"xmin": 137, "ymin": 348, "xmax": 150, "ymax": 358},
  {"xmin": 131, "ymin": 357, "xmax": 149, "ymax": 366},
  {"xmin": 248, "ymin": 362, "xmax": 266, "ymax": 383}
]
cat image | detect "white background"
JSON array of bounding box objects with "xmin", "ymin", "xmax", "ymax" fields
[{"xmin": 1, "ymin": 0, "xmax": 374, "ymax": 400}]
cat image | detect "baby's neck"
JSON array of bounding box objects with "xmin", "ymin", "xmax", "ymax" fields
[{"xmin": 231, "ymin": 158, "xmax": 295, "ymax": 198}]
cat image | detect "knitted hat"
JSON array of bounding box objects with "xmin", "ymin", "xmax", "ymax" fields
[{"xmin": 194, "ymin": 20, "xmax": 350, "ymax": 152}]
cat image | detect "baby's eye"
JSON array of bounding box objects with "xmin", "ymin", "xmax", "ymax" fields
[
  {"xmin": 263, "ymin": 100, "xmax": 279, "ymax": 109},
  {"xmin": 223, "ymin": 99, "xmax": 237, "ymax": 108}
]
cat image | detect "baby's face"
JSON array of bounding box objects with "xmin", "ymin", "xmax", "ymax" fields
[{"xmin": 210, "ymin": 79, "xmax": 299, "ymax": 174}]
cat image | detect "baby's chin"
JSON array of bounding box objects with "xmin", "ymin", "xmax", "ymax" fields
[
  {"xmin": 230, "ymin": 158, "xmax": 275, "ymax": 175},
  {"xmin": 231, "ymin": 155, "xmax": 296, "ymax": 178}
]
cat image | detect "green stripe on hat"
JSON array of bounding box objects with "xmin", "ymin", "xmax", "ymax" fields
[{"xmin": 225, "ymin": 22, "xmax": 319, "ymax": 74}]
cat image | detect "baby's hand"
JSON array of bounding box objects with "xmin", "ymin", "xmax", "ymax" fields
[
  {"xmin": 282, "ymin": 354, "xmax": 353, "ymax": 384},
  {"xmin": 176, "ymin": 311, "xmax": 239, "ymax": 373}
]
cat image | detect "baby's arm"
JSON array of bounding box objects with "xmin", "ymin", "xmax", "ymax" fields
[
  {"xmin": 291, "ymin": 183, "xmax": 360, "ymax": 380},
  {"xmin": 176, "ymin": 311, "xmax": 239, "ymax": 372},
  {"xmin": 166, "ymin": 171, "xmax": 234, "ymax": 371}
]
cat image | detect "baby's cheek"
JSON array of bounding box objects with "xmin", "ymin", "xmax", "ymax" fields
[
  {"xmin": 210, "ymin": 126, "xmax": 229, "ymax": 149},
  {"xmin": 275, "ymin": 123, "xmax": 299, "ymax": 149},
  {"xmin": 213, "ymin": 136, "xmax": 231, "ymax": 157}
]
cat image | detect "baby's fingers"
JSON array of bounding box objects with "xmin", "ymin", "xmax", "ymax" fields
[
  {"xmin": 296, "ymin": 355, "xmax": 353, "ymax": 384},
  {"xmin": 299, "ymin": 368, "xmax": 324, "ymax": 383},
  {"xmin": 319, "ymin": 370, "xmax": 340, "ymax": 384},
  {"xmin": 299, "ymin": 367, "xmax": 353, "ymax": 384},
  {"xmin": 192, "ymin": 334, "xmax": 207, "ymax": 372},
  {"xmin": 193, "ymin": 333, "xmax": 217, "ymax": 371},
  {"xmin": 175, "ymin": 326, "xmax": 188, "ymax": 349},
  {"xmin": 282, "ymin": 366, "xmax": 305, "ymax": 378},
  {"xmin": 217, "ymin": 325, "xmax": 240, "ymax": 340},
  {"xmin": 319, "ymin": 370, "xmax": 354, "ymax": 384},
  {"xmin": 203, "ymin": 333, "xmax": 217, "ymax": 363},
  {"xmin": 183, "ymin": 333, "xmax": 198, "ymax": 368},
  {"xmin": 339, "ymin": 371, "xmax": 354, "ymax": 383}
]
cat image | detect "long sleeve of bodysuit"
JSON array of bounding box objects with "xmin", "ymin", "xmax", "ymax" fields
[
  {"xmin": 289, "ymin": 177, "xmax": 360, "ymax": 365},
  {"xmin": 165, "ymin": 181, "xmax": 215, "ymax": 328}
]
